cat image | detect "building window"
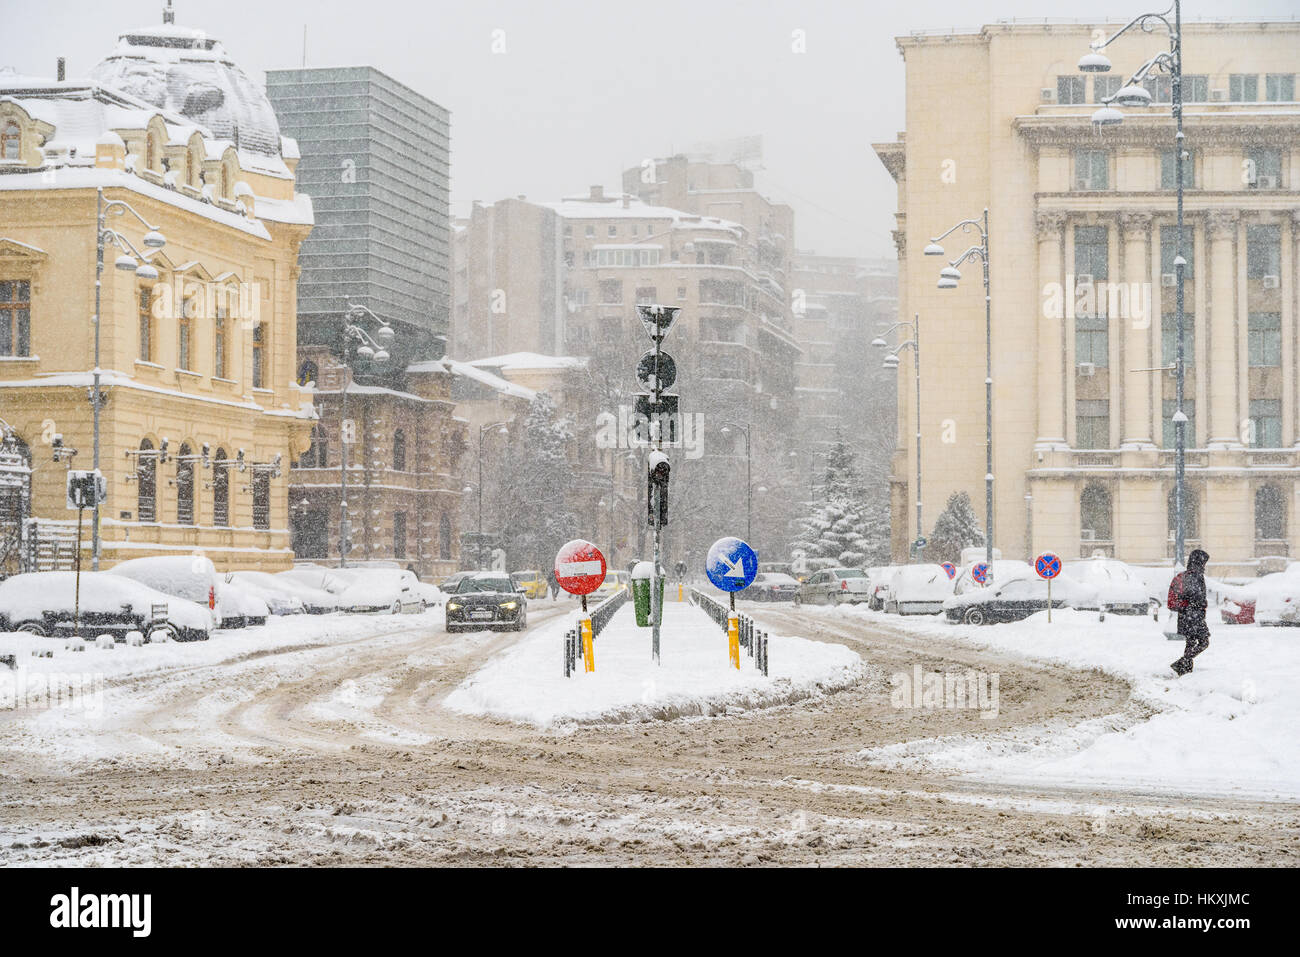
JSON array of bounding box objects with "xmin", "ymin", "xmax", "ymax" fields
[
  {"xmin": 1074, "ymin": 150, "xmax": 1109, "ymax": 190},
  {"xmin": 0, "ymin": 279, "xmax": 30, "ymax": 357},
  {"xmin": 1162, "ymin": 399, "xmax": 1195, "ymax": 449},
  {"xmin": 1246, "ymin": 225, "xmax": 1280, "ymax": 278},
  {"xmin": 607, "ymin": 225, "xmax": 617, "ymax": 237},
  {"xmin": 1249, "ymin": 399, "xmax": 1282, "ymax": 448},
  {"xmin": 1246, "ymin": 148, "xmax": 1282, "ymax": 189},
  {"xmin": 1161, "ymin": 317, "xmax": 1194, "ymax": 369},
  {"xmin": 635, "ymin": 286, "xmax": 657, "ymax": 306},
  {"xmin": 252, "ymin": 471, "xmax": 270, "ymax": 530},
  {"xmin": 214, "ymin": 291, "xmax": 230, "ymax": 378},
  {"xmin": 1255, "ymin": 485, "xmax": 1286, "ymax": 541},
  {"xmin": 220, "ymin": 165, "xmax": 229, "ymax": 198},
  {"xmin": 1160, "ymin": 149, "xmax": 1194, "ymax": 189},
  {"xmin": 176, "ymin": 442, "xmax": 195, "ymax": 525},
  {"xmin": 393, "ymin": 512, "xmax": 407, "ymax": 560},
  {"xmin": 178, "ymin": 290, "xmax": 194, "ymax": 371},
  {"xmin": 1076, "ymin": 400, "xmax": 1110, "ymax": 450},
  {"xmin": 1248, "ymin": 312, "xmax": 1282, "ymax": 367},
  {"xmin": 1167, "ymin": 487, "xmax": 1200, "ymax": 541},
  {"xmin": 1159, "ymin": 226, "xmax": 1194, "ymax": 279},
  {"xmin": 392, "ymin": 429, "xmax": 406, "ymax": 471},
  {"xmin": 1093, "ymin": 75, "xmax": 1122, "ymax": 102},
  {"xmin": 1, "ymin": 122, "xmax": 19, "ymax": 160},
  {"xmin": 1074, "ymin": 225, "xmax": 1109, "ymax": 285},
  {"xmin": 599, "ymin": 279, "xmax": 622, "ymax": 304},
  {"xmin": 213, "ymin": 447, "xmax": 229, "ymax": 527},
  {"xmin": 1265, "ymin": 74, "xmax": 1295, "ymax": 102},
  {"xmin": 585, "ymin": 225, "xmax": 595, "ymax": 238},
  {"xmin": 1229, "ymin": 74, "xmax": 1258, "ymax": 102},
  {"xmin": 146, "ymin": 133, "xmax": 157, "ymax": 172},
  {"xmin": 137, "ymin": 439, "xmax": 156, "ymax": 523},
  {"xmin": 439, "ymin": 513, "xmax": 452, "ymax": 560},
  {"xmin": 1075, "ymin": 314, "xmax": 1109, "ymax": 367},
  {"xmin": 676, "ymin": 286, "xmax": 687, "ymax": 301},
  {"xmin": 1057, "ymin": 75, "xmax": 1086, "ymax": 104},
  {"xmin": 1183, "ymin": 75, "xmax": 1208, "ymax": 102},
  {"xmin": 251, "ymin": 322, "xmax": 266, "ymax": 388},
  {"xmin": 138, "ymin": 286, "xmax": 153, "ymax": 362},
  {"xmin": 1080, "ymin": 483, "xmax": 1114, "ymax": 541}
]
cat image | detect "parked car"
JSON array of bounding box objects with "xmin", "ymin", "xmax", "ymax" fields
[
  {"xmin": 445, "ymin": 572, "xmax": 528, "ymax": 632},
  {"xmin": 214, "ymin": 581, "xmax": 270, "ymax": 627},
  {"xmin": 758, "ymin": 562, "xmax": 794, "ymax": 578},
  {"xmin": 411, "ymin": 580, "xmax": 446, "ymax": 608},
  {"xmin": 590, "ymin": 569, "xmax": 631, "ymax": 602},
  {"xmin": 107, "ymin": 554, "xmax": 261, "ymax": 630},
  {"xmin": 231, "ymin": 570, "xmax": 337, "ymax": 614},
  {"xmin": 748, "ymin": 572, "xmax": 800, "ymax": 602},
  {"xmin": 865, "ymin": 566, "xmax": 899, "ymax": 610},
  {"xmin": 510, "ymin": 569, "xmax": 548, "ymax": 600},
  {"xmin": 1255, "ymin": 575, "xmax": 1300, "ymax": 626},
  {"xmin": 334, "ymin": 568, "xmax": 425, "ymax": 614},
  {"xmin": 883, "ymin": 564, "xmax": 954, "ymax": 615},
  {"xmin": 277, "ymin": 565, "xmax": 352, "ymax": 595},
  {"xmin": 944, "ymin": 575, "xmax": 1095, "ymax": 625},
  {"xmin": 1063, "ymin": 558, "xmax": 1154, "ymax": 615},
  {"xmin": 952, "ymin": 560, "xmax": 1032, "ymax": 595},
  {"xmin": 0, "ymin": 571, "xmax": 212, "ymax": 641},
  {"xmin": 793, "ymin": 568, "xmax": 872, "ymax": 606}
]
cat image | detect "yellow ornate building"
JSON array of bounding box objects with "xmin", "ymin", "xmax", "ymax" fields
[
  {"xmin": 876, "ymin": 19, "xmax": 1300, "ymax": 576},
  {"xmin": 0, "ymin": 19, "xmax": 315, "ymax": 573}
]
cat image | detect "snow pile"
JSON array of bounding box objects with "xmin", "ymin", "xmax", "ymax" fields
[
  {"xmin": 832, "ymin": 604, "xmax": 1300, "ymax": 801},
  {"xmin": 443, "ymin": 601, "xmax": 866, "ymax": 728}
]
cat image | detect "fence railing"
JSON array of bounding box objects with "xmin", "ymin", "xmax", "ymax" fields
[
  {"xmin": 564, "ymin": 587, "xmax": 629, "ymax": 677},
  {"xmin": 688, "ymin": 588, "xmax": 768, "ymax": 676}
]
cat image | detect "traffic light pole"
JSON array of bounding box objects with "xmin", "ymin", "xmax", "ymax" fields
[{"xmin": 650, "ymin": 332, "xmax": 663, "ymax": 666}]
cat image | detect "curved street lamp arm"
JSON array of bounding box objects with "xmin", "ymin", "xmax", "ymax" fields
[
  {"xmin": 929, "ymin": 217, "xmax": 987, "ymax": 245},
  {"xmin": 949, "ymin": 244, "xmax": 987, "ymax": 268},
  {"xmin": 1090, "ymin": 5, "xmax": 1174, "ymax": 51},
  {"xmin": 102, "ymin": 197, "xmax": 162, "ymax": 232}
]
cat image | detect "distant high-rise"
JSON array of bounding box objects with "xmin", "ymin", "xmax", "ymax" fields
[{"xmin": 266, "ymin": 66, "xmax": 450, "ymax": 368}]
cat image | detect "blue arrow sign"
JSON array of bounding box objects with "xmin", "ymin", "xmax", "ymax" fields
[{"xmin": 705, "ymin": 537, "xmax": 758, "ymax": 592}]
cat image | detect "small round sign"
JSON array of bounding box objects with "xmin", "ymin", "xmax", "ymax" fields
[
  {"xmin": 971, "ymin": 562, "xmax": 990, "ymax": 585},
  {"xmin": 636, "ymin": 350, "xmax": 677, "ymax": 392},
  {"xmin": 553, "ymin": 540, "xmax": 607, "ymax": 596},
  {"xmin": 705, "ymin": 537, "xmax": 758, "ymax": 592},
  {"xmin": 1035, "ymin": 552, "xmax": 1062, "ymax": 580},
  {"xmin": 940, "ymin": 562, "xmax": 957, "ymax": 580}
]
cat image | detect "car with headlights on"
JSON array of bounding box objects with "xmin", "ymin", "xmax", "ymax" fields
[{"xmin": 444, "ymin": 572, "xmax": 529, "ymax": 632}]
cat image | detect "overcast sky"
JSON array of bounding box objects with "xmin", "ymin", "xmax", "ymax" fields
[{"xmin": 7, "ymin": 0, "xmax": 1296, "ymax": 258}]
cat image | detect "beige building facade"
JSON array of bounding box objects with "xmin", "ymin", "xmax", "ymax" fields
[{"xmin": 876, "ymin": 20, "xmax": 1300, "ymax": 576}]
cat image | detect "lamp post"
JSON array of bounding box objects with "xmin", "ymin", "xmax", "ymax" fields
[
  {"xmin": 93, "ymin": 187, "xmax": 166, "ymax": 569},
  {"xmin": 874, "ymin": 313, "xmax": 923, "ymax": 561},
  {"xmin": 926, "ymin": 213, "xmax": 993, "ymax": 568},
  {"xmin": 337, "ymin": 302, "xmax": 395, "ymax": 568},
  {"xmin": 719, "ymin": 423, "xmax": 754, "ymax": 542},
  {"xmin": 1079, "ymin": 1, "xmax": 1186, "ymax": 564},
  {"xmin": 476, "ymin": 421, "xmax": 509, "ymax": 569}
]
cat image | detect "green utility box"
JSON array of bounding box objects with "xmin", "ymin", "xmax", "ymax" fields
[{"xmin": 631, "ymin": 561, "xmax": 663, "ymax": 627}]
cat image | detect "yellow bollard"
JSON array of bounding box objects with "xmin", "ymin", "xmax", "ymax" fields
[
  {"xmin": 727, "ymin": 614, "xmax": 740, "ymax": 670},
  {"xmin": 582, "ymin": 618, "xmax": 594, "ymax": 673},
  {"xmin": 678, "ymin": 583, "xmax": 684, "ymax": 602}
]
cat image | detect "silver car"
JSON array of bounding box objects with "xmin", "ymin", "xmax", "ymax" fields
[{"xmin": 793, "ymin": 568, "xmax": 872, "ymax": 606}]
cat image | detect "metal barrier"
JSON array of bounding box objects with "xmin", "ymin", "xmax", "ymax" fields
[
  {"xmin": 689, "ymin": 588, "xmax": 768, "ymax": 677},
  {"xmin": 564, "ymin": 587, "xmax": 628, "ymax": 677}
]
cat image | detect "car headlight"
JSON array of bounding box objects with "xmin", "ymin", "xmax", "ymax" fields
[
  {"xmin": 500, "ymin": 601, "xmax": 518, "ymax": 609},
  {"xmin": 447, "ymin": 602, "xmax": 461, "ymax": 611}
]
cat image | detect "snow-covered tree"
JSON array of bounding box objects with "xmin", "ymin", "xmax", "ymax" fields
[
  {"xmin": 495, "ymin": 393, "xmax": 580, "ymax": 570},
  {"xmin": 926, "ymin": 491, "xmax": 985, "ymax": 564},
  {"xmin": 791, "ymin": 438, "xmax": 890, "ymax": 571}
]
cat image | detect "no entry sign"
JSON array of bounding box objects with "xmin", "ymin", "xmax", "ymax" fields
[{"xmin": 554, "ymin": 539, "xmax": 607, "ymax": 596}]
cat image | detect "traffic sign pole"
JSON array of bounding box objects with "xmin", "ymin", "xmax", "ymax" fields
[{"xmin": 1035, "ymin": 553, "xmax": 1061, "ymax": 624}]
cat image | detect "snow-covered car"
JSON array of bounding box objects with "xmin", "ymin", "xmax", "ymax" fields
[
  {"xmin": 794, "ymin": 567, "xmax": 872, "ymax": 606},
  {"xmin": 1063, "ymin": 558, "xmax": 1154, "ymax": 615},
  {"xmin": 444, "ymin": 572, "xmax": 528, "ymax": 632},
  {"xmin": 106, "ymin": 554, "xmax": 266, "ymax": 628},
  {"xmin": 1255, "ymin": 577, "xmax": 1300, "ymax": 626},
  {"xmin": 943, "ymin": 574, "xmax": 1098, "ymax": 625},
  {"xmin": 213, "ymin": 580, "xmax": 270, "ymax": 628},
  {"xmin": 334, "ymin": 569, "xmax": 425, "ymax": 614},
  {"xmin": 277, "ymin": 565, "xmax": 356, "ymax": 597},
  {"xmin": 865, "ymin": 566, "xmax": 899, "ymax": 610},
  {"xmin": 883, "ymin": 565, "xmax": 954, "ymax": 615},
  {"xmin": 748, "ymin": 572, "xmax": 799, "ymax": 602},
  {"xmin": 230, "ymin": 570, "xmax": 337, "ymax": 614},
  {"xmin": 952, "ymin": 559, "xmax": 1032, "ymax": 595},
  {"xmin": 0, "ymin": 571, "xmax": 212, "ymax": 641},
  {"xmin": 412, "ymin": 580, "xmax": 446, "ymax": 608}
]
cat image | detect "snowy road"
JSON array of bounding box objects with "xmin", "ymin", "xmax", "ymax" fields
[{"xmin": 0, "ymin": 602, "xmax": 1295, "ymax": 866}]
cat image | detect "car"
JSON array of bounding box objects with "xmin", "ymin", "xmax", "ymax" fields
[
  {"xmin": 334, "ymin": 568, "xmax": 426, "ymax": 614},
  {"xmin": 952, "ymin": 560, "xmax": 1033, "ymax": 595},
  {"xmin": 1062, "ymin": 558, "xmax": 1154, "ymax": 615},
  {"xmin": 865, "ymin": 566, "xmax": 900, "ymax": 610},
  {"xmin": 0, "ymin": 571, "xmax": 212, "ymax": 641},
  {"xmin": 883, "ymin": 564, "xmax": 955, "ymax": 615},
  {"xmin": 590, "ymin": 569, "xmax": 631, "ymax": 602},
  {"xmin": 232, "ymin": 570, "xmax": 338, "ymax": 614},
  {"xmin": 943, "ymin": 574, "xmax": 1098, "ymax": 625},
  {"xmin": 213, "ymin": 580, "xmax": 270, "ymax": 627},
  {"xmin": 748, "ymin": 572, "xmax": 799, "ymax": 602},
  {"xmin": 758, "ymin": 562, "xmax": 794, "ymax": 578},
  {"xmin": 1221, "ymin": 571, "xmax": 1300, "ymax": 627},
  {"xmin": 510, "ymin": 569, "xmax": 548, "ymax": 600},
  {"xmin": 793, "ymin": 568, "xmax": 872, "ymax": 606},
  {"xmin": 107, "ymin": 554, "xmax": 262, "ymax": 630},
  {"xmin": 444, "ymin": 572, "xmax": 528, "ymax": 632}
]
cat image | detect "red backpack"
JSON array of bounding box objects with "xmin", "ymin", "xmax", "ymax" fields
[{"xmin": 1167, "ymin": 572, "xmax": 1187, "ymax": 612}]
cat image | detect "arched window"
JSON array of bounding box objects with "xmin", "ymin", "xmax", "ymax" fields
[
  {"xmin": 393, "ymin": 429, "xmax": 406, "ymax": 472},
  {"xmin": 1167, "ymin": 487, "xmax": 1200, "ymax": 541},
  {"xmin": 1255, "ymin": 485, "xmax": 1286, "ymax": 541},
  {"xmin": 0, "ymin": 431, "xmax": 32, "ymax": 577},
  {"xmin": 1080, "ymin": 483, "xmax": 1113, "ymax": 542},
  {"xmin": 212, "ymin": 447, "xmax": 229, "ymax": 527},
  {"xmin": 439, "ymin": 513, "xmax": 452, "ymax": 560},
  {"xmin": 220, "ymin": 164, "xmax": 229, "ymax": 198},
  {"xmin": 145, "ymin": 133, "xmax": 157, "ymax": 172},
  {"xmin": 138, "ymin": 284, "xmax": 153, "ymax": 362},
  {"xmin": 189, "ymin": 147, "xmax": 200, "ymax": 187},
  {"xmin": 252, "ymin": 471, "xmax": 270, "ymax": 530},
  {"xmin": 1, "ymin": 122, "xmax": 19, "ymax": 161},
  {"xmin": 137, "ymin": 439, "xmax": 157, "ymax": 523},
  {"xmin": 176, "ymin": 442, "xmax": 195, "ymax": 525}
]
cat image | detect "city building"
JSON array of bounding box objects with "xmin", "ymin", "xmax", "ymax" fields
[
  {"xmin": 0, "ymin": 17, "xmax": 315, "ymax": 574},
  {"xmin": 875, "ymin": 19, "xmax": 1300, "ymax": 575}
]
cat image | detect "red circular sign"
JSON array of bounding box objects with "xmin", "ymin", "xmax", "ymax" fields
[
  {"xmin": 553, "ymin": 540, "xmax": 607, "ymax": 595},
  {"xmin": 1035, "ymin": 553, "xmax": 1062, "ymax": 580}
]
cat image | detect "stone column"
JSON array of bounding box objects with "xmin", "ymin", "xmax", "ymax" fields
[
  {"xmin": 1205, "ymin": 209, "xmax": 1240, "ymax": 447},
  {"xmin": 1119, "ymin": 211, "xmax": 1155, "ymax": 447},
  {"xmin": 1035, "ymin": 210, "xmax": 1068, "ymax": 447}
]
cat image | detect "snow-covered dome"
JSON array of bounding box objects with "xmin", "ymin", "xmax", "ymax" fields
[{"xmin": 89, "ymin": 22, "xmax": 283, "ymax": 157}]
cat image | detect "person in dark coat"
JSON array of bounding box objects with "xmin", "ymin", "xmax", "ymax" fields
[
  {"xmin": 547, "ymin": 568, "xmax": 559, "ymax": 601},
  {"xmin": 1171, "ymin": 548, "xmax": 1211, "ymax": 675}
]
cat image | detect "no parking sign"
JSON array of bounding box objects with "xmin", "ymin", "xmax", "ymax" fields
[{"xmin": 1035, "ymin": 552, "xmax": 1062, "ymax": 622}]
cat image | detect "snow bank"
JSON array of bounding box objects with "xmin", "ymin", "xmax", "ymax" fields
[
  {"xmin": 830, "ymin": 604, "xmax": 1300, "ymax": 801},
  {"xmin": 443, "ymin": 601, "xmax": 866, "ymax": 728}
]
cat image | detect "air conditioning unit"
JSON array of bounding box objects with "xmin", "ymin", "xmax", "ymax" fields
[
  {"xmin": 1256, "ymin": 175, "xmax": 1279, "ymax": 189},
  {"xmin": 1211, "ymin": 88, "xmax": 1227, "ymax": 102},
  {"xmin": 1042, "ymin": 88, "xmax": 1057, "ymax": 104},
  {"xmin": 1263, "ymin": 274, "xmax": 1280, "ymax": 289},
  {"xmin": 1076, "ymin": 273, "xmax": 1094, "ymax": 285},
  {"xmin": 1081, "ymin": 528, "xmax": 1096, "ymax": 542},
  {"xmin": 1162, "ymin": 273, "xmax": 1177, "ymax": 287},
  {"xmin": 1078, "ymin": 362, "xmax": 1096, "ymax": 376}
]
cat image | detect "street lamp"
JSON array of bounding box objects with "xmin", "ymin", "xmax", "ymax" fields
[
  {"xmin": 476, "ymin": 421, "xmax": 509, "ymax": 569},
  {"xmin": 927, "ymin": 211, "xmax": 993, "ymax": 568},
  {"xmin": 93, "ymin": 188, "xmax": 166, "ymax": 570},
  {"xmin": 874, "ymin": 313, "xmax": 923, "ymax": 562},
  {"xmin": 719, "ymin": 423, "xmax": 754, "ymax": 543},
  {"xmin": 1079, "ymin": 1, "xmax": 1188, "ymax": 565},
  {"xmin": 337, "ymin": 302, "xmax": 396, "ymax": 568}
]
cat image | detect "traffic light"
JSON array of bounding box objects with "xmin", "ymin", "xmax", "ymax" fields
[{"xmin": 647, "ymin": 451, "xmax": 670, "ymax": 528}]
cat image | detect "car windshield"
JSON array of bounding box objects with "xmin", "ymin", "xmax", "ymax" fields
[
  {"xmin": 457, "ymin": 577, "xmax": 514, "ymax": 594},
  {"xmin": 834, "ymin": 569, "xmax": 865, "ymax": 578}
]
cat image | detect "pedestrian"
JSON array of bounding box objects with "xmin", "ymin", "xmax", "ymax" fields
[
  {"xmin": 1169, "ymin": 548, "xmax": 1211, "ymax": 676},
  {"xmin": 547, "ymin": 568, "xmax": 559, "ymax": 601}
]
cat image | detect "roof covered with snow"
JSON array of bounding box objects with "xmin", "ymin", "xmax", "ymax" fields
[
  {"xmin": 541, "ymin": 194, "xmax": 743, "ymax": 235},
  {"xmin": 467, "ymin": 353, "xmax": 589, "ymax": 373},
  {"xmin": 408, "ymin": 357, "xmax": 537, "ymax": 401}
]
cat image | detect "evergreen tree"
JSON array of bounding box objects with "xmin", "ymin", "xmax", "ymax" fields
[
  {"xmin": 791, "ymin": 438, "xmax": 890, "ymax": 571},
  {"xmin": 927, "ymin": 491, "xmax": 985, "ymax": 564},
  {"xmin": 495, "ymin": 393, "xmax": 580, "ymax": 570}
]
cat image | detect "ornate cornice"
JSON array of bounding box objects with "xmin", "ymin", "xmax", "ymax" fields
[
  {"xmin": 1204, "ymin": 209, "xmax": 1240, "ymax": 238},
  {"xmin": 1014, "ymin": 113, "xmax": 1300, "ymax": 150},
  {"xmin": 892, "ymin": 229, "xmax": 906, "ymax": 256},
  {"xmin": 1034, "ymin": 209, "xmax": 1069, "ymax": 237},
  {"xmin": 1118, "ymin": 210, "xmax": 1154, "ymax": 236}
]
